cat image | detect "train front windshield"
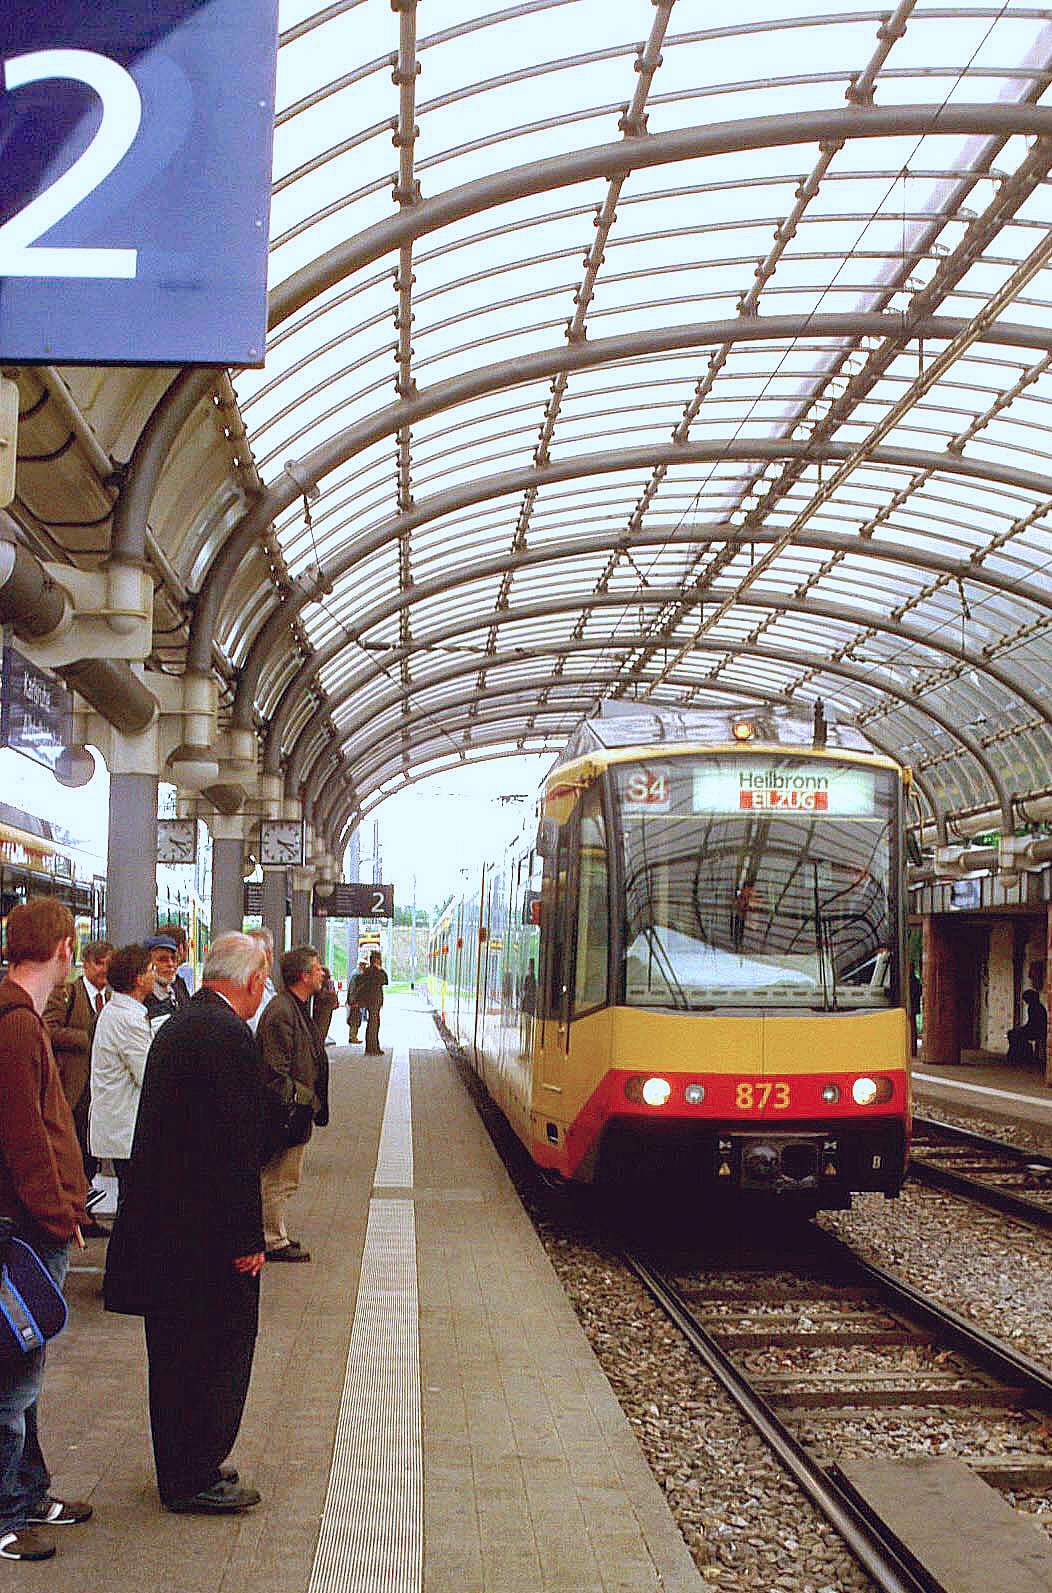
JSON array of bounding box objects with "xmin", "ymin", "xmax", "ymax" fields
[{"xmin": 615, "ymin": 754, "xmax": 899, "ymax": 1011}]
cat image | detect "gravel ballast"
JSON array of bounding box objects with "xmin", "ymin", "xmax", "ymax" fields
[{"xmin": 532, "ymin": 1169, "xmax": 1052, "ymax": 1587}]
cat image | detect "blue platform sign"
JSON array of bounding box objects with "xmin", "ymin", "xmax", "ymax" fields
[{"xmin": 0, "ymin": 1, "xmax": 278, "ymax": 365}]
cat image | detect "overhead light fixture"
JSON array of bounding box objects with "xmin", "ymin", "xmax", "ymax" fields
[{"xmin": 732, "ymin": 719, "xmax": 754, "ymax": 741}]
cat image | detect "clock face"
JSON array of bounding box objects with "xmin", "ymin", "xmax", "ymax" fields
[
  {"xmin": 157, "ymin": 819, "xmax": 197, "ymax": 865},
  {"xmin": 260, "ymin": 820, "xmax": 304, "ymax": 866}
]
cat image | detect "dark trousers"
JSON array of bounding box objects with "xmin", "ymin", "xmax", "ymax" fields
[
  {"xmin": 144, "ymin": 1284, "xmax": 259, "ymax": 1506},
  {"xmin": 365, "ymin": 1006, "xmax": 381, "ymax": 1053},
  {"xmin": 72, "ymin": 1088, "xmax": 97, "ymax": 1181}
]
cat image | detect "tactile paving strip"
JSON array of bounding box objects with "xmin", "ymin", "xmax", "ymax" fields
[{"xmin": 308, "ymin": 1052, "xmax": 422, "ymax": 1593}]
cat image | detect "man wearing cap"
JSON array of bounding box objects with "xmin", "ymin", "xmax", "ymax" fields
[{"xmin": 143, "ymin": 937, "xmax": 191, "ymax": 1032}]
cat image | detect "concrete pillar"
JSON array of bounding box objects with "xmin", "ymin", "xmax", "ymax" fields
[
  {"xmin": 107, "ymin": 771, "xmax": 158, "ymax": 943},
  {"xmin": 211, "ymin": 834, "xmax": 245, "ymax": 937},
  {"xmin": 922, "ymin": 914, "xmax": 967, "ymax": 1066},
  {"xmin": 290, "ymin": 865, "xmax": 314, "ymax": 945},
  {"xmin": 262, "ymin": 867, "xmax": 287, "ymax": 968}
]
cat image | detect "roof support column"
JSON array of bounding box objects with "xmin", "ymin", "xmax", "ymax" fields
[
  {"xmin": 210, "ymin": 817, "xmax": 249, "ymax": 937},
  {"xmin": 262, "ymin": 867, "xmax": 288, "ymax": 968},
  {"xmin": 107, "ymin": 771, "xmax": 158, "ymax": 945},
  {"xmin": 290, "ymin": 867, "xmax": 314, "ymax": 946}
]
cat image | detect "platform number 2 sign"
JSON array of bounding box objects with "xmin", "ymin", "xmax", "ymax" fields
[{"xmin": 0, "ymin": 50, "xmax": 141, "ymax": 279}]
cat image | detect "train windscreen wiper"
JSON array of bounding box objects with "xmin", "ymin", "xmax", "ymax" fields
[{"xmin": 811, "ymin": 863, "xmax": 837, "ymax": 1012}]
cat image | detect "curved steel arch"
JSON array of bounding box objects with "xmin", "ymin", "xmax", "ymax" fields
[
  {"xmin": 293, "ymin": 656, "xmax": 799, "ymax": 797},
  {"xmin": 201, "ymin": 307, "xmax": 1052, "ymax": 679},
  {"xmin": 132, "ymin": 103, "xmax": 1052, "ymax": 577},
  {"xmin": 96, "ymin": 101, "xmax": 1052, "ymax": 836},
  {"xmin": 260, "ymin": 522, "xmax": 1052, "ymax": 762},
  {"xmin": 270, "ymin": 104, "xmax": 1052, "ymax": 327},
  {"xmin": 304, "ymin": 640, "xmax": 1011, "ymax": 828},
  {"xmin": 285, "ymin": 591, "xmax": 1047, "ymax": 808},
  {"xmin": 235, "ymin": 428, "xmax": 1052, "ymax": 733}
]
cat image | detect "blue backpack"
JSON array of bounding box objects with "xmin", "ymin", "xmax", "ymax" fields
[{"xmin": 0, "ymin": 1219, "xmax": 67, "ymax": 1358}]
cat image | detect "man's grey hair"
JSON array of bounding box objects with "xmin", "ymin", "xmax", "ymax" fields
[
  {"xmin": 203, "ymin": 931, "xmax": 267, "ymax": 987},
  {"xmin": 246, "ymin": 925, "xmax": 274, "ymax": 952}
]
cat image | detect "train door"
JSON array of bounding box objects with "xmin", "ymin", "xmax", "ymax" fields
[{"xmin": 538, "ymin": 815, "xmax": 576, "ymax": 1095}]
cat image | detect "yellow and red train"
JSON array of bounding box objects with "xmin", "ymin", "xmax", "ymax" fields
[{"xmin": 429, "ymin": 705, "xmax": 911, "ymax": 1209}]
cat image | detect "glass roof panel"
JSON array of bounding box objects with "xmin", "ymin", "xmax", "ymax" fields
[{"xmin": 174, "ymin": 2, "xmax": 1052, "ymax": 821}]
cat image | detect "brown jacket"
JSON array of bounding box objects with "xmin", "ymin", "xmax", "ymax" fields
[
  {"xmin": 0, "ymin": 977, "xmax": 87, "ymax": 1244},
  {"xmin": 257, "ymin": 990, "xmax": 330, "ymax": 1127},
  {"xmin": 43, "ymin": 976, "xmax": 105, "ymax": 1114}
]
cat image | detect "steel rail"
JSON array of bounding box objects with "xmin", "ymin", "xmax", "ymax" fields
[
  {"xmin": 625, "ymin": 1254, "xmax": 943, "ymax": 1593},
  {"xmin": 810, "ymin": 1225, "xmax": 1052, "ymax": 1406},
  {"xmin": 910, "ymin": 1116, "xmax": 1052, "ymax": 1231}
]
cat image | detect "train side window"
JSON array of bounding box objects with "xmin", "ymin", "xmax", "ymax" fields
[{"xmin": 574, "ymin": 786, "xmax": 609, "ymax": 1015}]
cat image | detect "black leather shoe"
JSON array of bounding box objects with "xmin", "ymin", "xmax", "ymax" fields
[
  {"xmin": 266, "ymin": 1244, "xmax": 311, "ymax": 1262},
  {"xmin": 166, "ymin": 1481, "xmax": 261, "ymax": 1514}
]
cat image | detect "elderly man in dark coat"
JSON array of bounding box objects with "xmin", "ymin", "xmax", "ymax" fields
[{"xmin": 103, "ymin": 932, "xmax": 268, "ymax": 1516}]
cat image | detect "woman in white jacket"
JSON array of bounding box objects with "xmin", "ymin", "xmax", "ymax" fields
[{"xmin": 89, "ymin": 944, "xmax": 155, "ymax": 1200}]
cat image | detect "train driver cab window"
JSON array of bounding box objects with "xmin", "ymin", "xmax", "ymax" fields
[{"xmin": 574, "ymin": 786, "xmax": 609, "ymax": 1014}]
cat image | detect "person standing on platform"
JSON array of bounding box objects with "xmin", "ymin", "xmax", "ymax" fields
[
  {"xmin": 245, "ymin": 927, "xmax": 276, "ymax": 1036},
  {"xmin": 142, "ymin": 936, "xmax": 190, "ymax": 1032},
  {"xmin": 88, "ymin": 946, "xmax": 154, "ymax": 1205},
  {"xmin": 346, "ymin": 958, "xmax": 367, "ymax": 1043},
  {"xmin": 43, "ymin": 939, "xmax": 112, "ymax": 1231},
  {"xmin": 256, "ymin": 946, "xmax": 329, "ymax": 1263},
  {"xmin": 156, "ymin": 924, "xmax": 195, "ymax": 996},
  {"xmin": 0, "ymin": 898, "xmax": 92, "ymax": 1563},
  {"xmin": 313, "ymin": 965, "xmax": 339, "ymax": 1046},
  {"xmin": 102, "ymin": 933, "xmax": 267, "ymax": 1516},
  {"xmin": 359, "ymin": 950, "xmax": 389, "ymax": 1056}
]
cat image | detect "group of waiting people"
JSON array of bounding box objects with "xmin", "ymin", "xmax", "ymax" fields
[{"xmin": 0, "ymin": 898, "xmax": 387, "ymax": 1563}]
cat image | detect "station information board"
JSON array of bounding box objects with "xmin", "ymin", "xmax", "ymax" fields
[
  {"xmin": 314, "ymin": 883, "xmax": 395, "ymax": 920},
  {"xmin": 693, "ymin": 762, "xmax": 876, "ymax": 817},
  {"xmin": 1, "ymin": 1, "xmax": 278, "ymax": 364}
]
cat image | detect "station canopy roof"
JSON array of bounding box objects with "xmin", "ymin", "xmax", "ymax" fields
[{"xmin": 16, "ymin": 0, "xmax": 1052, "ymax": 847}]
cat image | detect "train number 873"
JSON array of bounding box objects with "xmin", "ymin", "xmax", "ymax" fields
[{"xmin": 735, "ymin": 1081, "xmax": 791, "ymax": 1110}]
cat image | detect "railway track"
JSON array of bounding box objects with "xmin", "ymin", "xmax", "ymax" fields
[
  {"xmin": 626, "ymin": 1224, "xmax": 1052, "ymax": 1593},
  {"xmin": 910, "ymin": 1116, "xmax": 1052, "ymax": 1230}
]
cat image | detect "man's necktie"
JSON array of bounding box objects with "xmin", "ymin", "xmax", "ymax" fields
[{"xmin": 95, "ymin": 990, "xmax": 104, "ymax": 1015}]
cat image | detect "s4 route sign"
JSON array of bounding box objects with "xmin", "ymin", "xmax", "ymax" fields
[{"xmin": 0, "ymin": 1, "xmax": 278, "ymax": 365}]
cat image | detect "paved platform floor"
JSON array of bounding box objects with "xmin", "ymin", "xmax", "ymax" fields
[
  {"xmin": 38, "ymin": 992, "xmax": 701, "ymax": 1592},
  {"xmin": 913, "ymin": 1051, "xmax": 1052, "ymax": 1132}
]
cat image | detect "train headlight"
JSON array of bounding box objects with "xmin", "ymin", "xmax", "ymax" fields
[
  {"xmin": 684, "ymin": 1082, "xmax": 706, "ymax": 1105},
  {"xmin": 851, "ymin": 1076, "xmax": 894, "ymax": 1106},
  {"xmin": 821, "ymin": 1083, "xmax": 840, "ymax": 1104},
  {"xmin": 624, "ymin": 1075, "xmax": 673, "ymax": 1107}
]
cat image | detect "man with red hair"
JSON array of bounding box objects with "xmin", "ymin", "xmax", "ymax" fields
[{"xmin": 0, "ymin": 899, "xmax": 92, "ymax": 1562}]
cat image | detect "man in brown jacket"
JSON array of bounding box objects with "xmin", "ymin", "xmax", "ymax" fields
[
  {"xmin": 256, "ymin": 946, "xmax": 329, "ymax": 1263},
  {"xmin": 0, "ymin": 899, "xmax": 92, "ymax": 1563},
  {"xmin": 43, "ymin": 940, "xmax": 113, "ymax": 1205}
]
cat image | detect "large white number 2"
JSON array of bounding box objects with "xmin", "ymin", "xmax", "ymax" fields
[
  {"xmin": 0, "ymin": 49, "xmax": 141, "ymax": 280},
  {"xmin": 372, "ymin": 890, "xmax": 385, "ymax": 915}
]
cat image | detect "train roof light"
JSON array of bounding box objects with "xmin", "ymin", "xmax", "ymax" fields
[{"xmin": 732, "ymin": 718, "xmax": 754, "ymax": 741}]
